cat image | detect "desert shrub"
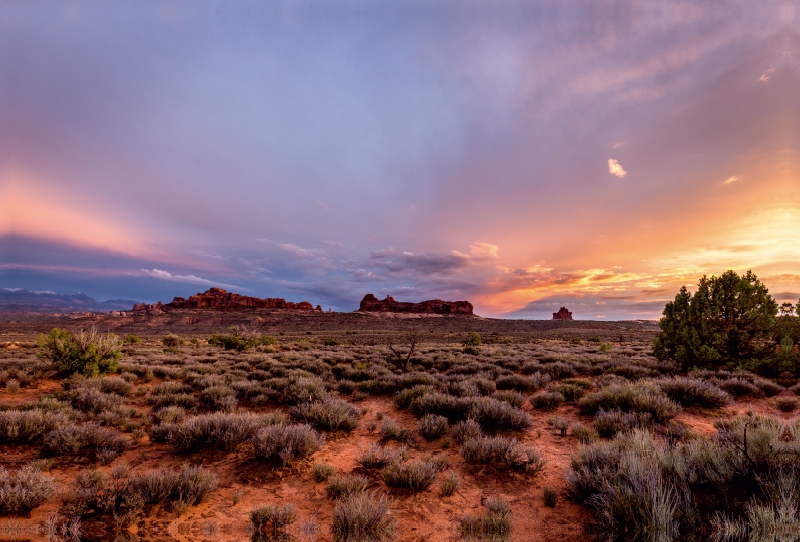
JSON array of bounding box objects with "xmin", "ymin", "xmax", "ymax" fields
[
  {"xmin": 281, "ymin": 377, "xmax": 328, "ymax": 406},
  {"xmin": 652, "ymin": 376, "xmax": 731, "ymax": 408},
  {"xmin": 149, "ymin": 412, "xmax": 282, "ymax": 451},
  {"xmin": 161, "ymin": 335, "xmax": 183, "ymax": 348},
  {"xmin": 460, "ymin": 496, "xmax": 512, "ymax": 540},
  {"xmin": 123, "ymin": 335, "xmax": 140, "ymax": 345},
  {"xmin": 64, "ymin": 386, "xmax": 124, "ymax": 416},
  {"xmin": 461, "ymin": 436, "xmax": 545, "ymax": 473},
  {"xmin": 326, "ymin": 474, "xmax": 369, "ymax": 499},
  {"xmin": 752, "ymin": 376, "xmax": 784, "ymax": 397},
  {"xmin": 381, "ymin": 460, "xmax": 439, "ymax": 493},
  {"xmin": 452, "ymin": 419, "xmax": 483, "ymax": 444},
  {"xmin": 251, "ymin": 503, "xmax": 296, "ymax": 536},
  {"xmin": 417, "ymin": 414, "xmax": 448, "ymax": 441},
  {"xmin": 571, "ymin": 423, "xmax": 599, "ymax": 444},
  {"xmin": 409, "ymin": 392, "xmax": 481, "ymax": 421},
  {"xmin": 542, "ymin": 486, "xmax": 558, "ymax": 507},
  {"xmin": 594, "ymin": 409, "xmax": 651, "ymax": 438},
  {"xmin": 151, "ymin": 406, "xmax": 187, "ymax": 425},
  {"xmin": 550, "ymin": 383, "xmax": 585, "ymax": 402},
  {"xmin": 468, "ymin": 398, "xmax": 531, "ymax": 432},
  {"xmin": 312, "ymin": 462, "xmax": 336, "ymax": 482},
  {"xmin": 393, "ymin": 385, "xmax": 436, "ymax": 410},
  {"xmin": 209, "ymin": 331, "xmax": 261, "ymax": 352},
  {"xmin": 0, "ymin": 466, "xmax": 56, "ymax": 515},
  {"xmin": 530, "ymin": 391, "xmax": 564, "ymax": 411},
  {"xmin": 148, "ymin": 392, "xmax": 198, "ymax": 411},
  {"xmin": 578, "ymin": 382, "xmax": 678, "ymax": 423},
  {"xmin": 98, "ymin": 378, "xmax": 133, "ymax": 396},
  {"xmin": 250, "ymin": 424, "xmax": 324, "ymax": 465},
  {"xmin": 439, "ymin": 472, "xmax": 460, "ymax": 497},
  {"xmin": 775, "ymin": 396, "xmax": 798, "ymax": 412},
  {"xmin": 199, "ymin": 385, "xmax": 238, "ymax": 412},
  {"xmin": 356, "ymin": 444, "xmax": 409, "ymax": 469},
  {"xmin": 127, "ymin": 465, "xmax": 217, "ymax": 510},
  {"xmin": 0, "ymin": 409, "xmax": 69, "ymax": 444},
  {"xmin": 548, "ymin": 416, "xmax": 569, "ymax": 437},
  {"xmin": 331, "ymin": 491, "xmax": 396, "ymax": 542},
  {"xmin": 290, "ymin": 399, "xmax": 360, "ymax": 432},
  {"xmin": 495, "ymin": 374, "xmax": 541, "ymax": 392},
  {"xmin": 379, "ymin": 418, "xmax": 415, "ymax": 443},
  {"xmin": 493, "ymin": 389, "xmax": 526, "ymax": 407},
  {"xmin": 42, "ymin": 423, "xmax": 128, "ymax": 459},
  {"xmin": 463, "ymin": 332, "xmax": 482, "ymax": 347},
  {"xmin": 38, "ymin": 328, "xmax": 122, "ymax": 377}
]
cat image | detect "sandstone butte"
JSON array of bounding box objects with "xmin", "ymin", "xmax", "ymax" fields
[
  {"xmin": 358, "ymin": 293, "xmax": 474, "ymax": 315},
  {"xmin": 132, "ymin": 288, "xmax": 322, "ymax": 313},
  {"xmin": 553, "ymin": 307, "xmax": 573, "ymax": 320}
]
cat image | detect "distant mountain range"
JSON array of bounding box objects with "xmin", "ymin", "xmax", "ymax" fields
[{"xmin": 0, "ymin": 288, "xmax": 139, "ymax": 313}]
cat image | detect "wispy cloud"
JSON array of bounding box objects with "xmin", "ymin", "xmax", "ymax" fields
[
  {"xmin": 724, "ymin": 175, "xmax": 741, "ymax": 185},
  {"xmin": 142, "ymin": 269, "xmax": 246, "ymax": 291},
  {"xmin": 608, "ymin": 159, "xmax": 627, "ymax": 178}
]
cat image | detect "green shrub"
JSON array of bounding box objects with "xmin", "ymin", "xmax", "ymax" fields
[
  {"xmin": 550, "ymin": 383, "xmax": 585, "ymax": 403},
  {"xmin": 250, "ymin": 424, "xmax": 324, "ymax": 465},
  {"xmin": 381, "ymin": 460, "xmax": 439, "ymax": 493},
  {"xmin": 393, "ymin": 385, "xmax": 436, "ymax": 410},
  {"xmin": 123, "ymin": 335, "xmax": 140, "ymax": 345},
  {"xmin": 326, "ymin": 474, "xmax": 368, "ymax": 499},
  {"xmin": 161, "ymin": 335, "xmax": 183, "ymax": 348},
  {"xmin": 463, "ymin": 332, "xmax": 482, "ymax": 347},
  {"xmin": 331, "ymin": 491, "xmax": 396, "ymax": 542},
  {"xmin": 37, "ymin": 328, "xmax": 122, "ymax": 377}
]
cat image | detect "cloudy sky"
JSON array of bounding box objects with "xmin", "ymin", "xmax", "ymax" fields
[{"xmin": 2, "ymin": 1, "xmax": 799, "ymax": 318}]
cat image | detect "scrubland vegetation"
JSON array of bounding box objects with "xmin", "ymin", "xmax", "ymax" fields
[{"xmin": 1, "ymin": 271, "xmax": 799, "ymax": 541}]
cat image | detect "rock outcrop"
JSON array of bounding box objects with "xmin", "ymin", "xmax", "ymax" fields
[
  {"xmin": 358, "ymin": 294, "xmax": 474, "ymax": 315},
  {"xmin": 132, "ymin": 288, "xmax": 320, "ymax": 313},
  {"xmin": 553, "ymin": 307, "xmax": 573, "ymax": 320}
]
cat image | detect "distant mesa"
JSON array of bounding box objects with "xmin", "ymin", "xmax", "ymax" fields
[
  {"xmin": 132, "ymin": 288, "xmax": 322, "ymax": 313},
  {"xmin": 358, "ymin": 294, "xmax": 474, "ymax": 315},
  {"xmin": 0, "ymin": 288, "xmax": 137, "ymax": 314},
  {"xmin": 553, "ymin": 307, "xmax": 573, "ymax": 320}
]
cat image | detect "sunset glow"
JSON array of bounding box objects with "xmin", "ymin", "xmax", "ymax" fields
[{"xmin": 2, "ymin": 2, "xmax": 799, "ymax": 317}]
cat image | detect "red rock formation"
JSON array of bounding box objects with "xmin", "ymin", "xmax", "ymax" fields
[
  {"xmin": 132, "ymin": 288, "xmax": 319, "ymax": 312},
  {"xmin": 358, "ymin": 294, "xmax": 474, "ymax": 315},
  {"xmin": 553, "ymin": 307, "xmax": 573, "ymax": 320}
]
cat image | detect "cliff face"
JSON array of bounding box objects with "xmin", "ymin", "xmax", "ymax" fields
[
  {"xmin": 132, "ymin": 288, "xmax": 320, "ymax": 313},
  {"xmin": 358, "ymin": 294, "xmax": 474, "ymax": 315}
]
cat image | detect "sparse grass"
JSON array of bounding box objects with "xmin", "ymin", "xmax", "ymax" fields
[
  {"xmin": 331, "ymin": 491, "xmax": 396, "ymax": 542},
  {"xmin": 439, "ymin": 472, "xmax": 461, "ymax": 497},
  {"xmin": 356, "ymin": 443, "xmax": 409, "ymax": 469},
  {"xmin": 250, "ymin": 504, "xmax": 296, "ymax": 535},
  {"xmin": 460, "ymin": 496, "xmax": 512, "ymax": 541},
  {"xmin": 312, "ymin": 462, "xmax": 336, "ymax": 482}
]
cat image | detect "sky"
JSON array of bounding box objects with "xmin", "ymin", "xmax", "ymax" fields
[{"xmin": 2, "ymin": 1, "xmax": 800, "ymax": 319}]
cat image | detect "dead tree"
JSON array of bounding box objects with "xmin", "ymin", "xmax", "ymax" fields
[{"xmin": 387, "ymin": 330, "xmax": 418, "ymax": 372}]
